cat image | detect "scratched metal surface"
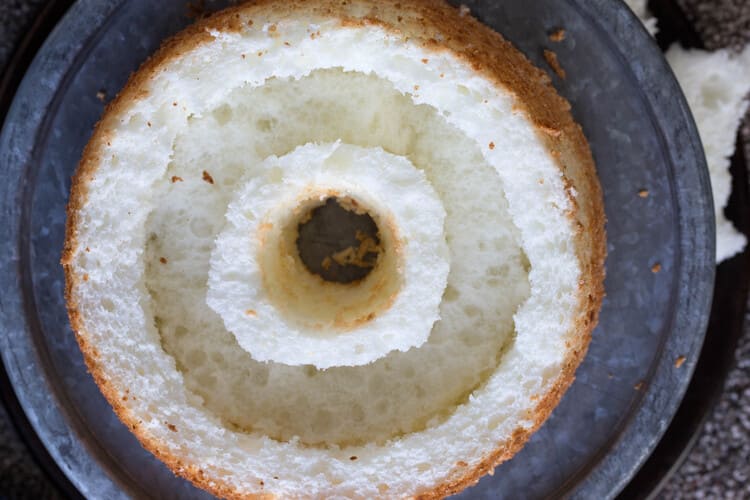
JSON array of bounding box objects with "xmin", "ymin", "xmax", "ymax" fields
[{"xmin": 0, "ymin": 0, "xmax": 714, "ymax": 498}]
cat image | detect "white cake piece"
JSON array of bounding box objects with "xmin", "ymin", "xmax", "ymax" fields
[
  {"xmin": 667, "ymin": 45, "xmax": 750, "ymax": 262},
  {"xmin": 626, "ymin": 0, "xmax": 750, "ymax": 262}
]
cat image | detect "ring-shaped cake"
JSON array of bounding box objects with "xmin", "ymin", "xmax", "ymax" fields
[{"xmin": 62, "ymin": 0, "xmax": 606, "ymax": 497}]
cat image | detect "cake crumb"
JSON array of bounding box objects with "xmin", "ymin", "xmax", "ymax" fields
[
  {"xmin": 96, "ymin": 89, "xmax": 107, "ymax": 102},
  {"xmin": 245, "ymin": 309, "xmax": 257, "ymax": 317},
  {"xmin": 634, "ymin": 381, "xmax": 645, "ymax": 390},
  {"xmin": 159, "ymin": 257, "xmax": 168, "ymax": 264},
  {"xmin": 421, "ymin": 58, "xmax": 429, "ymax": 64},
  {"xmin": 166, "ymin": 422, "xmax": 178, "ymax": 432},
  {"xmin": 202, "ymin": 170, "xmax": 215, "ymax": 184},
  {"xmin": 350, "ymin": 456, "xmax": 358, "ymax": 461},
  {"xmin": 651, "ymin": 263, "xmax": 661, "ymax": 273},
  {"xmin": 147, "ymin": 121, "xmax": 152, "ymax": 127},
  {"xmin": 330, "ymin": 231, "xmax": 381, "ymax": 269},
  {"xmin": 638, "ymin": 189, "xmax": 649, "ymax": 198},
  {"xmin": 543, "ymin": 49, "xmax": 566, "ymax": 79},
  {"xmin": 171, "ymin": 176, "xmax": 184, "ymax": 183},
  {"xmin": 83, "ymin": 274, "xmax": 89, "ymax": 282},
  {"xmin": 489, "ymin": 141, "xmax": 495, "ymax": 150},
  {"xmin": 549, "ymin": 29, "xmax": 566, "ymax": 42},
  {"xmin": 674, "ymin": 355, "xmax": 686, "ymax": 368}
]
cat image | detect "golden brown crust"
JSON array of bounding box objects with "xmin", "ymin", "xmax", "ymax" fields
[{"xmin": 62, "ymin": 0, "xmax": 606, "ymax": 498}]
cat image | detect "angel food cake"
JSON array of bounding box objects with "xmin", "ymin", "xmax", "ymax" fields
[{"xmin": 62, "ymin": 0, "xmax": 605, "ymax": 497}]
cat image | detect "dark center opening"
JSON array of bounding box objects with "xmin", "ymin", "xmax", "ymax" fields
[{"xmin": 296, "ymin": 197, "xmax": 382, "ymax": 284}]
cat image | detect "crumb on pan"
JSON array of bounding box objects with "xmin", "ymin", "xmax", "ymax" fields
[
  {"xmin": 543, "ymin": 49, "xmax": 566, "ymax": 79},
  {"xmin": 674, "ymin": 356, "xmax": 686, "ymax": 368},
  {"xmin": 638, "ymin": 189, "xmax": 649, "ymax": 198},
  {"xmin": 549, "ymin": 29, "xmax": 566, "ymax": 42},
  {"xmin": 651, "ymin": 263, "xmax": 661, "ymax": 273}
]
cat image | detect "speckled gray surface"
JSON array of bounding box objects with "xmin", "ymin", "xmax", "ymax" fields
[
  {"xmin": 0, "ymin": 1, "xmax": 745, "ymax": 499},
  {"xmin": 0, "ymin": 2, "xmax": 63, "ymax": 497}
]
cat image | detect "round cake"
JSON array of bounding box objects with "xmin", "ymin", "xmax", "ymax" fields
[{"xmin": 62, "ymin": 0, "xmax": 606, "ymax": 497}]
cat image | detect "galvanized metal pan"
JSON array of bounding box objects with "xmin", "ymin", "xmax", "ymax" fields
[
  {"xmin": 0, "ymin": 0, "xmax": 715, "ymax": 498},
  {"xmin": 619, "ymin": 1, "xmax": 750, "ymax": 496}
]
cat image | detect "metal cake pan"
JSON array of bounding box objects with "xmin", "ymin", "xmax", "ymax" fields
[{"xmin": 0, "ymin": 0, "xmax": 714, "ymax": 498}]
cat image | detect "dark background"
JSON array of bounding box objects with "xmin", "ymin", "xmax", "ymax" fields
[{"xmin": 0, "ymin": 0, "xmax": 748, "ymax": 498}]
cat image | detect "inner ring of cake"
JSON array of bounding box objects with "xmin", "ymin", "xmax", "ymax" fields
[{"xmin": 206, "ymin": 142, "xmax": 449, "ymax": 368}]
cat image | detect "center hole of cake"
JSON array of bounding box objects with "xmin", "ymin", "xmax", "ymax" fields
[{"xmin": 296, "ymin": 197, "xmax": 382, "ymax": 284}]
